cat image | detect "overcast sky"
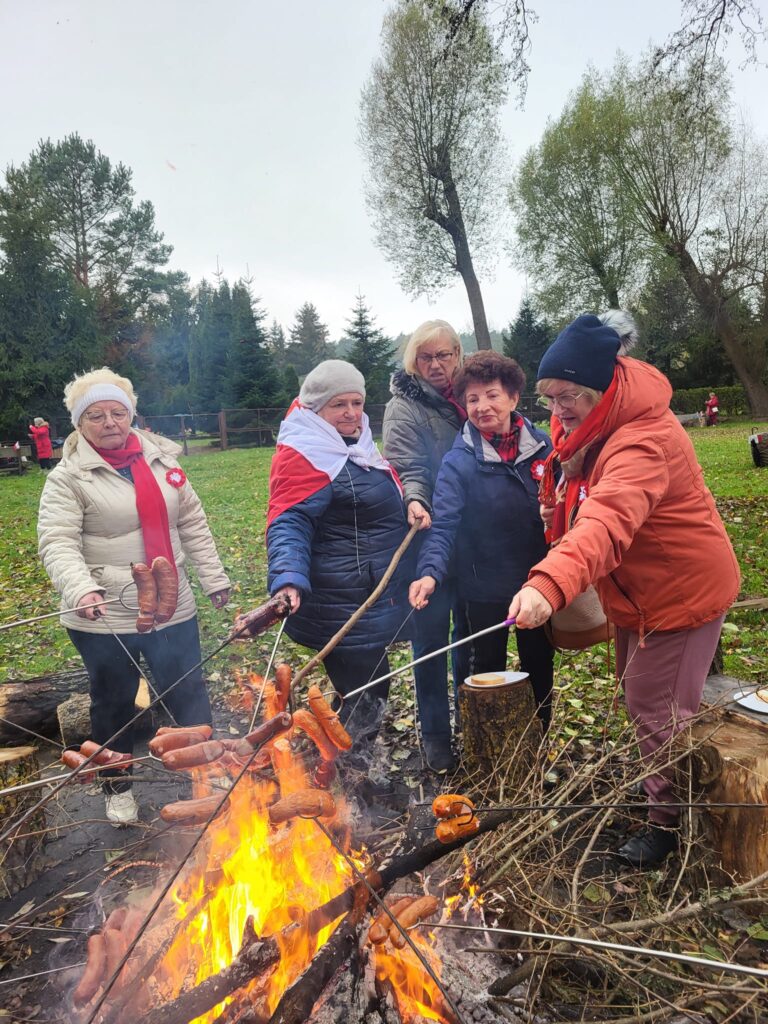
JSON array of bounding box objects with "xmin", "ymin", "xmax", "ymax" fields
[{"xmin": 2, "ymin": 1, "xmax": 767, "ymax": 340}]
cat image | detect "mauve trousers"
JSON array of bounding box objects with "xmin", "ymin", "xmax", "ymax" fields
[{"xmin": 616, "ymin": 614, "xmax": 724, "ymax": 825}]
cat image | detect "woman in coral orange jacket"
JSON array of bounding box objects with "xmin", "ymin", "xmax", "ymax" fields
[{"xmin": 508, "ymin": 311, "xmax": 740, "ymax": 869}]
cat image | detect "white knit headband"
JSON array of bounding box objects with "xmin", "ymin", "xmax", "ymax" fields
[{"xmin": 71, "ymin": 385, "xmax": 134, "ymax": 427}]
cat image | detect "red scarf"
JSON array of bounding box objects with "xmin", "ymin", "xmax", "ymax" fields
[
  {"xmin": 440, "ymin": 382, "xmax": 468, "ymax": 423},
  {"xmin": 91, "ymin": 433, "xmax": 177, "ymax": 572},
  {"xmin": 481, "ymin": 412, "xmax": 523, "ymax": 462},
  {"xmin": 538, "ymin": 372, "xmax": 620, "ymax": 543}
]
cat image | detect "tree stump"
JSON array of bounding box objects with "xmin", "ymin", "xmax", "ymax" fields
[
  {"xmin": 57, "ymin": 693, "xmax": 92, "ymax": 746},
  {"xmin": 675, "ymin": 707, "xmax": 768, "ymax": 886},
  {"xmin": 0, "ymin": 745, "xmax": 47, "ymax": 897},
  {"xmin": 458, "ymin": 674, "xmax": 542, "ymax": 798}
]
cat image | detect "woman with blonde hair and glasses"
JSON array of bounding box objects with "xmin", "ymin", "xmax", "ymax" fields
[
  {"xmin": 508, "ymin": 311, "xmax": 740, "ymax": 868},
  {"xmin": 37, "ymin": 367, "xmax": 230, "ymax": 826},
  {"xmin": 383, "ymin": 320, "xmax": 468, "ymax": 772}
]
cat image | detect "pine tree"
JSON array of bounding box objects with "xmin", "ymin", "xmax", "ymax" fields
[
  {"xmin": 343, "ymin": 293, "xmax": 394, "ymax": 403},
  {"xmin": 188, "ymin": 280, "xmax": 233, "ymax": 409},
  {"xmin": 267, "ymin": 320, "xmax": 288, "ymax": 370},
  {"xmin": 225, "ymin": 282, "xmax": 284, "ymax": 407},
  {"xmin": 286, "ymin": 302, "xmax": 329, "ymax": 376},
  {"xmin": 503, "ymin": 297, "xmax": 553, "ymax": 392}
]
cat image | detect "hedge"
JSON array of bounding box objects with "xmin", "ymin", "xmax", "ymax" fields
[{"xmin": 670, "ymin": 385, "xmax": 747, "ymax": 416}]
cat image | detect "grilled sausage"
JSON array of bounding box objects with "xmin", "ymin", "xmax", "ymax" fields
[
  {"xmin": 72, "ymin": 933, "xmax": 107, "ymax": 1007},
  {"xmin": 102, "ymin": 927, "xmax": 129, "ymax": 995},
  {"xmin": 136, "ymin": 613, "xmax": 155, "ymax": 634},
  {"xmin": 390, "ymin": 895, "xmax": 440, "ymax": 948},
  {"xmin": 432, "ymin": 794, "xmax": 475, "ymax": 820},
  {"xmin": 292, "ymin": 709, "xmax": 338, "ymax": 763},
  {"xmin": 161, "ymin": 740, "xmax": 226, "ymax": 771},
  {"xmin": 160, "ymin": 794, "xmax": 229, "ymax": 825},
  {"xmin": 243, "ymin": 711, "xmax": 293, "ymax": 750},
  {"xmin": 61, "ymin": 749, "xmax": 96, "ymax": 782},
  {"xmin": 148, "ymin": 728, "xmax": 214, "ymax": 756},
  {"xmin": 268, "ymin": 789, "xmax": 336, "ymax": 824},
  {"xmin": 131, "ymin": 562, "xmax": 157, "ymax": 617},
  {"xmin": 307, "ymin": 685, "xmax": 352, "ymax": 751},
  {"xmin": 367, "ymin": 896, "xmax": 415, "ymax": 946},
  {"xmin": 155, "ymin": 724, "xmax": 213, "ymax": 738},
  {"xmin": 78, "ymin": 741, "xmax": 132, "ymax": 770},
  {"xmin": 435, "ymin": 816, "xmax": 480, "ymax": 844},
  {"xmin": 231, "ymin": 593, "xmax": 292, "ymax": 640},
  {"xmin": 274, "ymin": 663, "xmax": 292, "ymax": 712},
  {"xmin": 312, "ymin": 760, "xmax": 337, "ymax": 789},
  {"xmin": 151, "ymin": 556, "xmax": 178, "ymax": 624}
]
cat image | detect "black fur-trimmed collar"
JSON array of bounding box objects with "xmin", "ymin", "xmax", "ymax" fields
[{"xmin": 389, "ymin": 369, "xmax": 447, "ymax": 411}]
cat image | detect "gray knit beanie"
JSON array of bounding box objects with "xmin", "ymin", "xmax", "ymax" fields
[{"xmin": 299, "ymin": 360, "xmax": 366, "ymax": 411}]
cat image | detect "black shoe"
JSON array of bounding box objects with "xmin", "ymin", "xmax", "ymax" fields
[
  {"xmin": 422, "ymin": 736, "xmax": 456, "ymax": 774},
  {"xmin": 617, "ymin": 825, "xmax": 678, "ymax": 868}
]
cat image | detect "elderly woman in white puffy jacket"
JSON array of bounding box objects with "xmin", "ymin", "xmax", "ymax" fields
[{"xmin": 37, "ymin": 368, "xmax": 230, "ymax": 825}]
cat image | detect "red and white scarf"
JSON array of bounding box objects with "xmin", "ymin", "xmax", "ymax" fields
[{"xmin": 267, "ymin": 401, "xmax": 402, "ymax": 527}]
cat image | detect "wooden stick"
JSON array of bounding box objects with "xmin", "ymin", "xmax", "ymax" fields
[{"xmin": 291, "ymin": 522, "xmax": 419, "ymax": 690}]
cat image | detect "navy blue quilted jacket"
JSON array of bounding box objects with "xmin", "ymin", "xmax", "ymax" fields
[
  {"xmin": 417, "ymin": 418, "xmax": 552, "ymax": 603},
  {"xmin": 267, "ymin": 461, "xmax": 411, "ymax": 651}
]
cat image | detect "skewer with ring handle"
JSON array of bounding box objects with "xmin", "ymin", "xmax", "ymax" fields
[
  {"xmin": 0, "ymin": 580, "xmax": 144, "ymax": 633},
  {"xmin": 330, "ymin": 616, "xmax": 517, "ymax": 703}
]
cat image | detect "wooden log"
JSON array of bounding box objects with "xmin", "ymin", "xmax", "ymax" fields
[
  {"xmin": 0, "ymin": 669, "xmax": 89, "ymax": 742},
  {"xmin": 675, "ymin": 706, "xmax": 768, "ymax": 885},
  {"xmin": 0, "ymin": 745, "xmax": 46, "ymax": 897},
  {"xmin": 458, "ymin": 676, "xmax": 542, "ymax": 796}
]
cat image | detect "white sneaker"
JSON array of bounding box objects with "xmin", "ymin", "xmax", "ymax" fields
[{"xmin": 105, "ymin": 791, "xmax": 139, "ymax": 827}]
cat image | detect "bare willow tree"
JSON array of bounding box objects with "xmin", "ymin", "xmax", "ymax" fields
[
  {"xmin": 602, "ymin": 57, "xmax": 768, "ymax": 415},
  {"xmin": 360, "ymin": 0, "xmax": 508, "ymax": 348},
  {"xmin": 510, "ymin": 69, "xmax": 649, "ymax": 320}
]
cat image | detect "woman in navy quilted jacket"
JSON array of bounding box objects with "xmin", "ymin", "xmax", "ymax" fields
[
  {"xmin": 267, "ymin": 360, "xmax": 412, "ymax": 747},
  {"xmin": 409, "ymin": 352, "xmax": 555, "ymax": 729}
]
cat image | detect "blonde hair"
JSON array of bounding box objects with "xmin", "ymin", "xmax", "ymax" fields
[
  {"xmin": 536, "ymin": 378, "xmax": 603, "ymax": 408},
  {"xmin": 402, "ymin": 320, "xmax": 463, "ymax": 376},
  {"xmin": 64, "ymin": 367, "xmax": 137, "ymax": 418}
]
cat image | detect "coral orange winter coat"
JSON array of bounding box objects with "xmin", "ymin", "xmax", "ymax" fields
[{"xmin": 527, "ymin": 358, "xmax": 740, "ymax": 634}]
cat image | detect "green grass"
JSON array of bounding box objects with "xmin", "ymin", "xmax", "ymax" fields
[{"xmin": 1, "ymin": 425, "xmax": 766, "ymax": 690}]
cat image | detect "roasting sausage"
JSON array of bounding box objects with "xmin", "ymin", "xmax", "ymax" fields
[
  {"xmin": 307, "ymin": 685, "xmax": 352, "ymax": 751},
  {"xmin": 156, "ymin": 723, "xmax": 213, "ymax": 738},
  {"xmin": 243, "ymin": 711, "xmax": 293, "ymax": 750},
  {"xmin": 151, "ymin": 556, "xmax": 178, "ymax": 624},
  {"xmin": 148, "ymin": 728, "xmax": 214, "ymax": 756},
  {"xmin": 104, "ymin": 907, "xmax": 128, "ymax": 932},
  {"xmin": 367, "ymin": 896, "xmax": 415, "ymax": 946},
  {"xmin": 61, "ymin": 749, "xmax": 96, "ymax": 782},
  {"xmin": 72, "ymin": 932, "xmax": 107, "ymax": 1007},
  {"xmin": 160, "ymin": 794, "xmax": 229, "ymax": 825},
  {"xmin": 161, "ymin": 740, "xmax": 226, "ymax": 771},
  {"xmin": 390, "ymin": 895, "xmax": 440, "ymax": 948},
  {"xmin": 274, "ymin": 663, "xmax": 292, "ymax": 712},
  {"xmin": 268, "ymin": 789, "xmax": 336, "ymax": 824},
  {"xmin": 432, "ymin": 793, "xmax": 475, "ymax": 820},
  {"xmin": 270, "ymin": 737, "xmax": 293, "ymax": 775},
  {"xmin": 231, "ymin": 593, "xmax": 292, "ymax": 640},
  {"xmin": 79, "ymin": 741, "xmax": 132, "ymax": 770},
  {"xmin": 292, "ymin": 709, "xmax": 338, "ymax": 763},
  {"xmin": 435, "ymin": 816, "xmax": 480, "ymax": 844},
  {"xmin": 102, "ymin": 927, "xmax": 129, "ymax": 995},
  {"xmin": 312, "ymin": 760, "xmax": 337, "ymax": 789}
]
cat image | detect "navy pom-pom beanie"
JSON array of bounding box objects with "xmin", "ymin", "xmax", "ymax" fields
[{"xmin": 537, "ymin": 314, "xmax": 621, "ymax": 392}]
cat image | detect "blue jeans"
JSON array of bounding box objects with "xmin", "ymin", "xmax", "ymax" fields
[{"xmin": 411, "ymin": 580, "xmax": 469, "ymax": 739}]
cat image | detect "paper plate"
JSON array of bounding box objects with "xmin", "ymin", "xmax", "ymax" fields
[
  {"xmin": 463, "ymin": 670, "xmax": 529, "ymax": 690},
  {"xmin": 733, "ymin": 690, "xmax": 768, "ymax": 714}
]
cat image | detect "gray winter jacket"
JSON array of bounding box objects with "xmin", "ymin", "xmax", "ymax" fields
[{"xmin": 382, "ymin": 370, "xmax": 463, "ymax": 511}]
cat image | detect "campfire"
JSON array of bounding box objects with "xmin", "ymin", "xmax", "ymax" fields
[{"xmin": 64, "ymin": 665, "xmax": 459, "ymax": 1024}]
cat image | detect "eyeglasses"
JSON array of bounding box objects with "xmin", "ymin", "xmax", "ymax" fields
[
  {"xmin": 82, "ymin": 409, "xmax": 131, "ymax": 424},
  {"xmin": 536, "ymin": 392, "xmax": 586, "ymax": 411},
  {"xmin": 416, "ymin": 350, "xmax": 456, "ymax": 366}
]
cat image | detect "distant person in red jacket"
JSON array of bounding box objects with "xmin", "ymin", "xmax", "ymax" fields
[
  {"xmin": 704, "ymin": 391, "xmax": 719, "ymax": 426},
  {"xmin": 29, "ymin": 417, "xmax": 54, "ymax": 469}
]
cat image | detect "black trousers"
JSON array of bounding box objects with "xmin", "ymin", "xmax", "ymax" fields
[
  {"xmin": 323, "ymin": 647, "xmax": 391, "ymax": 745},
  {"xmin": 465, "ymin": 601, "xmax": 554, "ymax": 731},
  {"xmin": 68, "ymin": 618, "xmax": 212, "ymax": 792}
]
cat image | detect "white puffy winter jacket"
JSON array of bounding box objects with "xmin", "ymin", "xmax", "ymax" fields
[{"xmin": 37, "ymin": 429, "xmax": 230, "ymax": 634}]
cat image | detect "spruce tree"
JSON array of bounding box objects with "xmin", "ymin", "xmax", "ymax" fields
[
  {"xmin": 343, "ymin": 293, "xmax": 394, "ymax": 403},
  {"xmin": 225, "ymin": 282, "xmax": 284, "ymax": 407},
  {"xmin": 267, "ymin": 320, "xmax": 288, "ymax": 370},
  {"xmin": 503, "ymin": 297, "xmax": 553, "ymax": 391},
  {"xmin": 286, "ymin": 302, "xmax": 329, "ymax": 376}
]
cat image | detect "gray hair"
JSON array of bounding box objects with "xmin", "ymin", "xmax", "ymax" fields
[{"xmin": 599, "ymin": 309, "xmax": 639, "ymax": 355}]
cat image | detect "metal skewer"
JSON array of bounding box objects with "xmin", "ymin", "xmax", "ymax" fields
[
  {"xmin": 339, "ymin": 618, "xmax": 516, "ymax": 700},
  {"xmin": 0, "ymin": 599, "xmax": 125, "ymax": 632},
  {"xmin": 413, "ymin": 922, "xmax": 768, "ymax": 980},
  {"xmin": 0, "ymin": 756, "xmax": 159, "ymax": 798},
  {"xmin": 249, "ymin": 616, "xmax": 287, "ymax": 731}
]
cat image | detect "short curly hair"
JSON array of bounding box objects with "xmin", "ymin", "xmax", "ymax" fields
[{"xmin": 453, "ymin": 351, "xmax": 526, "ymax": 404}]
